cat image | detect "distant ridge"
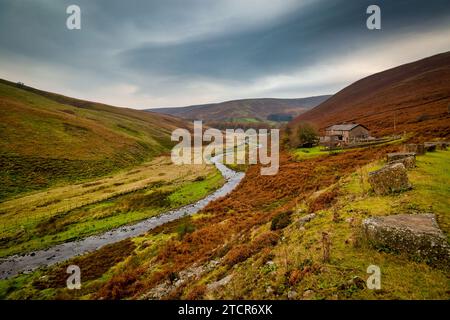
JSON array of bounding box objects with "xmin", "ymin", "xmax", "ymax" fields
[{"xmin": 148, "ymin": 95, "xmax": 331, "ymax": 123}]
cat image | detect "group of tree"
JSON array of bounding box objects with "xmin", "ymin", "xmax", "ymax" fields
[{"xmin": 282, "ymin": 122, "xmax": 319, "ymax": 148}]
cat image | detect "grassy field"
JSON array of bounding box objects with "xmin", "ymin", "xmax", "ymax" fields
[
  {"xmin": 293, "ymin": 146, "xmax": 330, "ymax": 160},
  {"xmin": 0, "ymin": 80, "xmax": 188, "ymax": 200},
  {"xmin": 0, "ymin": 156, "xmax": 223, "ymax": 257},
  {"xmin": 292, "ymin": 136, "xmax": 409, "ymax": 161},
  {"xmin": 1, "ymin": 147, "xmax": 448, "ymax": 300},
  {"xmin": 213, "ymin": 150, "xmax": 450, "ymax": 299}
]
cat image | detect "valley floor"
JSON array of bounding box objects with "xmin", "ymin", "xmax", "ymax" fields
[
  {"xmin": 1, "ymin": 143, "xmax": 448, "ymax": 300},
  {"xmin": 0, "ymin": 156, "xmax": 224, "ymax": 258}
]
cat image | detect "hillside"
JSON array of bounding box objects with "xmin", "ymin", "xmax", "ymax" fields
[
  {"xmin": 150, "ymin": 96, "xmax": 331, "ymax": 124},
  {"xmin": 0, "ymin": 79, "xmax": 189, "ymax": 200},
  {"xmin": 290, "ymin": 52, "xmax": 450, "ymax": 139}
]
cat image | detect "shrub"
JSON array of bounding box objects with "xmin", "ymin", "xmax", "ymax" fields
[
  {"xmin": 290, "ymin": 123, "xmax": 319, "ymax": 148},
  {"xmin": 253, "ymin": 231, "xmax": 280, "ymax": 249},
  {"xmin": 176, "ymin": 221, "xmax": 196, "ymax": 240},
  {"xmin": 270, "ymin": 210, "xmax": 293, "ymax": 230},
  {"xmin": 186, "ymin": 284, "xmax": 207, "ymax": 300},
  {"xmin": 121, "ymin": 190, "xmax": 171, "ymax": 211},
  {"xmin": 223, "ymin": 244, "xmax": 253, "ymax": 266},
  {"xmin": 288, "ymin": 269, "xmax": 302, "ymax": 286},
  {"xmin": 308, "ymin": 189, "xmax": 338, "ymax": 212},
  {"xmin": 96, "ymin": 270, "xmax": 142, "ymax": 300}
]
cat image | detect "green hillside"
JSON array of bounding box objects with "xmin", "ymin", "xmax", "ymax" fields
[{"xmin": 0, "ymin": 80, "xmax": 188, "ymax": 201}]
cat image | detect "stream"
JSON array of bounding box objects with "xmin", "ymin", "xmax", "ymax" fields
[{"xmin": 0, "ymin": 153, "xmax": 244, "ymax": 279}]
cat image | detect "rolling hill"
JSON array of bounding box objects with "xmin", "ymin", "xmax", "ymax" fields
[
  {"xmin": 0, "ymin": 79, "xmax": 189, "ymax": 200},
  {"xmin": 290, "ymin": 52, "xmax": 450, "ymax": 139},
  {"xmin": 149, "ymin": 96, "xmax": 331, "ymax": 124}
]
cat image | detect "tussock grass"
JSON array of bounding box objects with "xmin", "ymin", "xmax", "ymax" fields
[{"xmin": 0, "ymin": 157, "xmax": 223, "ymax": 257}]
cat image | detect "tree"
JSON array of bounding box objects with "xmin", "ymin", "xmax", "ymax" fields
[{"xmin": 292, "ymin": 123, "xmax": 319, "ymax": 148}]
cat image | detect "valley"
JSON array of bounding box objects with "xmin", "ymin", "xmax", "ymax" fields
[{"xmin": 0, "ymin": 52, "xmax": 449, "ymax": 300}]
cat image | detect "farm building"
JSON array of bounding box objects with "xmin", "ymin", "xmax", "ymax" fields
[{"xmin": 322, "ymin": 123, "xmax": 370, "ymax": 145}]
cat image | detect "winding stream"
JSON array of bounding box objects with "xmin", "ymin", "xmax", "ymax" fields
[{"xmin": 0, "ymin": 153, "xmax": 244, "ymax": 279}]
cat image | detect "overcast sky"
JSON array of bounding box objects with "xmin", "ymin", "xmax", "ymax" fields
[{"xmin": 1, "ymin": 0, "xmax": 449, "ymax": 109}]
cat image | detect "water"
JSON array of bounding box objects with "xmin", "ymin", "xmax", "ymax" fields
[{"xmin": 0, "ymin": 154, "xmax": 244, "ymax": 279}]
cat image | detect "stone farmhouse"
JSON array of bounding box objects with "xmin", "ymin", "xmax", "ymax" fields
[{"xmin": 321, "ymin": 123, "xmax": 371, "ymax": 146}]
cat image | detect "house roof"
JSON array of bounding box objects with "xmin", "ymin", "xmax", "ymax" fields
[{"xmin": 326, "ymin": 123, "xmax": 368, "ymax": 131}]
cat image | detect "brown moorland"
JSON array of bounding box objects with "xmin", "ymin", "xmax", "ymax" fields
[
  {"xmin": 290, "ymin": 52, "xmax": 450, "ymax": 140},
  {"xmin": 95, "ymin": 145, "xmax": 402, "ymax": 299}
]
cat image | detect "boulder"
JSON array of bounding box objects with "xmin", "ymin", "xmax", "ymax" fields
[
  {"xmin": 386, "ymin": 152, "xmax": 416, "ymax": 162},
  {"xmin": 368, "ymin": 163, "xmax": 412, "ymax": 195},
  {"xmin": 287, "ymin": 290, "xmax": 298, "ymax": 300},
  {"xmin": 297, "ymin": 213, "xmax": 316, "ymax": 227},
  {"xmin": 206, "ymin": 275, "xmax": 233, "ymax": 292},
  {"xmin": 362, "ymin": 214, "xmax": 450, "ymax": 267},
  {"xmin": 425, "ymin": 141, "xmax": 448, "ymax": 151},
  {"xmin": 404, "ymin": 143, "xmax": 425, "ymax": 155},
  {"xmin": 388, "ymin": 156, "xmax": 416, "ymax": 169},
  {"xmin": 387, "ymin": 152, "xmax": 416, "ymax": 169},
  {"xmin": 424, "ymin": 142, "xmax": 437, "ymax": 152}
]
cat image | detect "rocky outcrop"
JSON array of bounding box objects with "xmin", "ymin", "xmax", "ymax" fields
[
  {"xmin": 386, "ymin": 152, "xmax": 416, "ymax": 169},
  {"xmin": 368, "ymin": 163, "xmax": 412, "ymax": 195},
  {"xmin": 362, "ymin": 214, "xmax": 450, "ymax": 267},
  {"xmin": 141, "ymin": 260, "xmax": 220, "ymax": 299},
  {"xmin": 404, "ymin": 144, "xmax": 425, "ymax": 155},
  {"xmin": 297, "ymin": 213, "xmax": 316, "ymax": 227},
  {"xmin": 206, "ymin": 275, "xmax": 233, "ymax": 292}
]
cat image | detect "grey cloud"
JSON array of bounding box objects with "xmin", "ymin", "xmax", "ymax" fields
[{"xmin": 0, "ymin": 0, "xmax": 449, "ymax": 108}]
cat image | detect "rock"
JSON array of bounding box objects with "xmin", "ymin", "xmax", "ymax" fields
[
  {"xmin": 345, "ymin": 217, "xmax": 354, "ymax": 224},
  {"xmin": 424, "ymin": 143, "xmax": 437, "ymax": 152},
  {"xmin": 362, "ymin": 214, "xmax": 450, "ymax": 267},
  {"xmin": 297, "ymin": 213, "xmax": 316, "ymax": 227},
  {"xmin": 368, "ymin": 163, "xmax": 412, "ymax": 195},
  {"xmin": 302, "ymin": 289, "xmax": 314, "ymax": 300},
  {"xmin": 435, "ymin": 141, "xmax": 449, "ymax": 150},
  {"xmin": 386, "ymin": 152, "xmax": 416, "ymax": 162},
  {"xmin": 206, "ymin": 275, "xmax": 233, "ymax": 292},
  {"xmin": 425, "ymin": 141, "xmax": 447, "ymax": 151},
  {"xmin": 287, "ymin": 290, "xmax": 298, "ymax": 300},
  {"xmin": 388, "ymin": 156, "xmax": 416, "ymax": 169},
  {"xmin": 404, "ymin": 144, "xmax": 425, "ymax": 155},
  {"xmin": 386, "ymin": 153, "xmax": 416, "ymax": 169}
]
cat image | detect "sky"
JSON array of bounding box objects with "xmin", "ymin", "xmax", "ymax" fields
[{"xmin": 0, "ymin": 0, "xmax": 449, "ymax": 109}]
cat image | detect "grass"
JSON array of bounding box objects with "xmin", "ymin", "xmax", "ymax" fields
[
  {"xmin": 212, "ymin": 150, "xmax": 450, "ymax": 299},
  {"xmin": 292, "ymin": 146, "xmax": 343, "ymax": 160},
  {"xmin": 1, "ymin": 147, "xmax": 448, "ymax": 300},
  {"xmin": 291, "ymin": 135, "xmax": 408, "ymax": 162},
  {"xmin": 0, "ymin": 80, "xmax": 185, "ymax": 200},
  {"xmin": 0, "ymin": 156, "xmax": 224, "ymax": 257}
]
